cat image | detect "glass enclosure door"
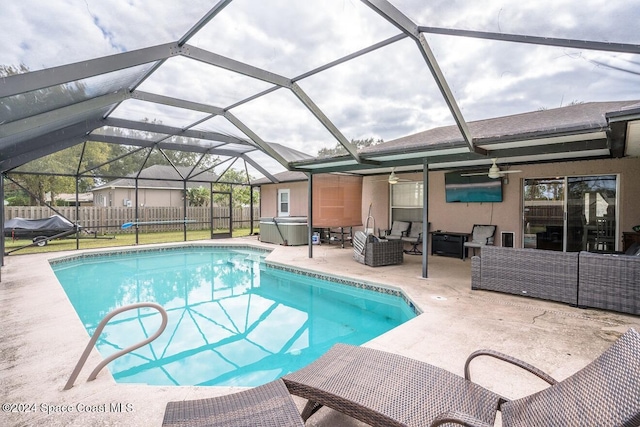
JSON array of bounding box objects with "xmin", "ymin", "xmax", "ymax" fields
[
  {"xmin": 567, "ymin": 175, "xmax": 617, "ymax": 252},
  {"xmin": 523, "ymin": 178, "xmax": 565, "ymax": 251},
  {"xmin": 523, "ymin": 175, "xmax": 617, "ymax": 252}
]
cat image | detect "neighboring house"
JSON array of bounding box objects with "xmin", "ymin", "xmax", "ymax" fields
[
  {"xmin": 46, "ymin": 192, "xmax": 93, "ymax": 206},
  {"xmin": 92, "ymin": 165, "xmax": 217, "ymax": 208}
]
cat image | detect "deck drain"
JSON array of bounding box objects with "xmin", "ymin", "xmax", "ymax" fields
[{"xmin": 431, "ymin": 296, "xmax": 447, "ymax": 301}]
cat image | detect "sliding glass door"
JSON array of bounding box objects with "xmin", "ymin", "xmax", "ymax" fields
[
  {"xmin": 523, "ymin": 175, "xmax": 617, "ymax": 252},
  {"xmin": 567, "ymin": 175, "xmax": 617, "ymax": 252},
  {"xmin": 523, "ymin": 178, "xmax": 564, "ymax": 250}
]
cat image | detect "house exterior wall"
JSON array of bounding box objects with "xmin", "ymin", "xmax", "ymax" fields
[
  {"xmin": 260, "ymin": 181, "xmax": 308, "ymax": 218},
  {"xmin": 312, "ymin": 174, "xmax": 363, "ymax": 228},
  {"xmin": 400, "ymin": 157, "xmax": 639, "ymax": 249},
  {"xmin": 92, "ymin": 188, "xmax": 185, "ymax": 208},
  {"xmin": 259, "ymin": 157, "xmax": 639, "ymax": 249}
]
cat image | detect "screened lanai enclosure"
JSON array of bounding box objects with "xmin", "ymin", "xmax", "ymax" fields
[{"xmin": 1, "ymin": 1, "xmax": 639, "ymax": 262}]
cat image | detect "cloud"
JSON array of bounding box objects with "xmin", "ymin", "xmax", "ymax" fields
[{"xmin": 2, "ymin": 0, "xmax": 639, "ymax": 164}]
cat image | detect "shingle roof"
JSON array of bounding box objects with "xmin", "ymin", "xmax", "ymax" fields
[
  {"xmin": 92, "ymin": 165, "xmax": 218, "ymax": 190},
  {"xmin": 252, "ymin": 170, "xmax": 308, "ymax": 185},
  {"xmin": 361, "ymin": 101, "xmax": 640, "ymax": 154}
]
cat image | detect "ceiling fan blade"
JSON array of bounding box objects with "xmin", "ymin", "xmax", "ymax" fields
[
  {"xmin": 460, "ymin": 172, "xmax": 488, "ymax": 177},
  {"xmin": 500, "ymin": 170, "xmax": 522, "ymax": 174}
]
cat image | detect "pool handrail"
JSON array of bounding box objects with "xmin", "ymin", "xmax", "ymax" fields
[{"xmin": 64, "ymin": 302, "xmax": 168, "ymax": 390}]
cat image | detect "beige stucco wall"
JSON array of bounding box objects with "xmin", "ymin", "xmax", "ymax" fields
[
  {"xmin": 378, "ymin": 157, "xmax": 639, "ymax": 249},
  {"xmin": 259, "ymin": 181, "xmax": 308, "ymax": 218},
  {"xmin": 258, "ymin": 157, "xmax": 639, "ymax": 248}
]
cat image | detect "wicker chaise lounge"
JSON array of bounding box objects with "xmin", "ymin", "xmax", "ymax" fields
[
  {"xmin": 162, "ymin": 379, "xmax": 303, "ymax": 427},
  {"xmin": 284, "ymin": 328, "xmax": 640, "ymax": 427},
  {"xmin": 162, "ymin": 329, "xmax": 640, "ymax": 427}
]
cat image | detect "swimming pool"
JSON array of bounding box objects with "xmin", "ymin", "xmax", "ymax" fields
[{"xmin": 51, "ymin": 245, "xmax": 418, "ymax": 387}]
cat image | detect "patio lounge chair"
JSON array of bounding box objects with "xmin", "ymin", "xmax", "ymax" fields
[
  {"xmin": 284, "ymin": 328, "xmax": 640, "ymax": 427},
  {"xmin": 162, "ymin": 378, "xmax": 304, "ymax": 427},
  {"xmin": 162, "ymin": 329, "xmax": 639, "ymax": 427}
]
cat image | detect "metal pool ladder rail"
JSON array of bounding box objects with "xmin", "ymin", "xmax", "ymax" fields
[{"xmin": 64, "ymin": 302, "xmax": 168, "ymax": 390}]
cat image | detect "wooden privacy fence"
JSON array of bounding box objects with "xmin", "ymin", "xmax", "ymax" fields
[{"xmin": 4, "ymin": 206, "xmax": 260, "ymax": 233}]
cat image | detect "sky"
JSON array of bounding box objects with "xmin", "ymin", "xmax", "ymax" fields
[{"xmin": 2, "ymin": 0, "xmax": 639, "ymax": 172}]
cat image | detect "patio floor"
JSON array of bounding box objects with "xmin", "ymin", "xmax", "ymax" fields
[{"xmin": 1, "ymin": 236, "xmax": 639, "ymax": 426}]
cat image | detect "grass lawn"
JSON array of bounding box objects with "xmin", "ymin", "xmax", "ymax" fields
[{"xmin": 3, "ymin": 228, "xmax": 254, "ymax": 256}]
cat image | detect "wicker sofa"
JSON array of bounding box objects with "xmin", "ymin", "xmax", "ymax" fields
[
  {"xmin": 471, "ymin": 246, "xmax": 579, "ymax": 305},
  {"xmin": 472, "ymin": 246, "xmax": 640, "ymax": 315},
  {"xmin": 578, "ymin": 251, "xmax": 640, "ymax": 315}
]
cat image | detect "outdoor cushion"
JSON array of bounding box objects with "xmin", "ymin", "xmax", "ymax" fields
[
  {"xmin": 385, "ymin": 221, "xmax": 410, "ymax": 240},
  {"xmin": 624, "ymin": 242, "xmax": 640, "ymax": 256},
  {"xmin": 469, "ymin": 225, "xmax": 496, "ymax": 245}
]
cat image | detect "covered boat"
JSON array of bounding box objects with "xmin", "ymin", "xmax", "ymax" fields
[{"xmin": 4, "ymin": 215, "xmax": 80, "ymax": 246}]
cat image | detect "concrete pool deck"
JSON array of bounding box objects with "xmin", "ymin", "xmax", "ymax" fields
[{"xmin": 1, "ymin": 237, "xmax": 639, "ymax": 426}]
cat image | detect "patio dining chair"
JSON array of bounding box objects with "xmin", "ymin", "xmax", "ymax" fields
[
  {"xmin": 383, "ymin": 220, "xmax": 411, "ymax": 240},
  {"xmin": 401, "ymin": 221, "xmax": 424, "ymax": 255},
  {"xmin": 463, "ymin": 224, "xmax": 496, "ymax": 260}
]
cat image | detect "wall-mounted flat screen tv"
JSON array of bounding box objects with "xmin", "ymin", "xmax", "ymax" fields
[{"xmin": 445, "ymin": 172, "xmax": 503, "ymax": 203}]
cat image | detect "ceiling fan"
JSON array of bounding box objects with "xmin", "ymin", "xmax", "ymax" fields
[
  {"xmin": 387, "ymin": 168, "xmax": 411, "ymax": 184},
  {"xmin": 461, "ymin": 158, "xmax": 522, "ymax": 179}
]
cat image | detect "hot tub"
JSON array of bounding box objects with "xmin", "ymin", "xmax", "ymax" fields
[{"xmin": 259, "ymin": 217, "xmax": 308, "ymax": 246}]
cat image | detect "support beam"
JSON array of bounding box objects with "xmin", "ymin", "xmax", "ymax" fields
[
  {"xmin": 359, "ymin": 0, "xmax": 418, "ymax": 37},
  {"xmin": 132, "ymin": 91, "xmax": 226, "ymax": 116},
  {"xmin": 240, "ymin": 153, "xmax": 280, "ymax": 183},
  {"xmin": 293, "ymin": 33, "xmax": 408, "ymax": 81},
  {"xmin": 418, "ymin": 26, "xmax": 640, "ymax": 54},
  {"xmin": 1, "ymin": 90, "xmax": 129, "ymax": 139},
  {"xmin": 0, "ymin": 119, "xmax": 104, "ymax": 172},
  {"xmin": 88, "ymin": 134, "xmax": 251, "ymax": 158},
  {"xmin": 360, "ymin": 0, "xmax": 479, "ymax": 153},
  {"xmin": 416, "ymin": 33, "xmax": 479, "ymax": 154},
  {"xmin": 289, "ymin": 83, "xmax": 361, "ymax": 162},
  {"xmin": 1, "ymin": 175, "xmax": 4, "ymax": 269},
  {"xmin": 0, "ymin": 43, "xmax": 179, "ymax": 98},
  {"xmin": 178, "ymin": 0, "xmax": 234, "ymax": 47},
  {"xmin": 103, "ymin": 118, "xmax": 251, "ymax": 146},
  {"xmin": 182, "ymin": 45, "xmax": 292, "ymax": 88},
  {"xmin": 308, "ymin": 173, "xmax": 314, "ymax": 259},
  {"xmin": 422, "ymin": 158, "xmax": 429, "ymax": 278},
  {"xmin": 223, "ymin": 111, "xmax": 292, "ymax": 168}
]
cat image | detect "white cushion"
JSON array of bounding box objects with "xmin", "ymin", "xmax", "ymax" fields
[{"xmin": 471, "ymin": 225, "xmax": 496, "ymax": 244}]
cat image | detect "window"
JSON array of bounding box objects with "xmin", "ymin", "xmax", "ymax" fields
[
  {"xmin": 390, "ymin": 182, "xmax": 423, "ymax": 224},
  {"xmin": 278, "ymin": 189, "xmax": 290, "ymax": 217}
]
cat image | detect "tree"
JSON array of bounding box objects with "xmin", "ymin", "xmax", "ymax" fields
[
  {"xmin": 2, "ymin": 65, "xmax": 92, "ymax": 205},
  {"xmin": 213, "ymin": 169, "xmax": 257, "ymax": 208},
  {"xmin": 185, "ymin": 186, "xmax": 210, "ymax": 207},
  {"xmin": 317, "ymin": 138, "xmax": 383, "ymax": 158}
]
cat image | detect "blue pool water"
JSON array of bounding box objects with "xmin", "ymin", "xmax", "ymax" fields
[{"xmin": 52, "ymin": 246, "xmax": 417, "ymax": 387}]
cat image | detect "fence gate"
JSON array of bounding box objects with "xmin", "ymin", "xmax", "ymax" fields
[{"xmin": 212, "ymin": 191, "xmax": 232, "ymax": 239}]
